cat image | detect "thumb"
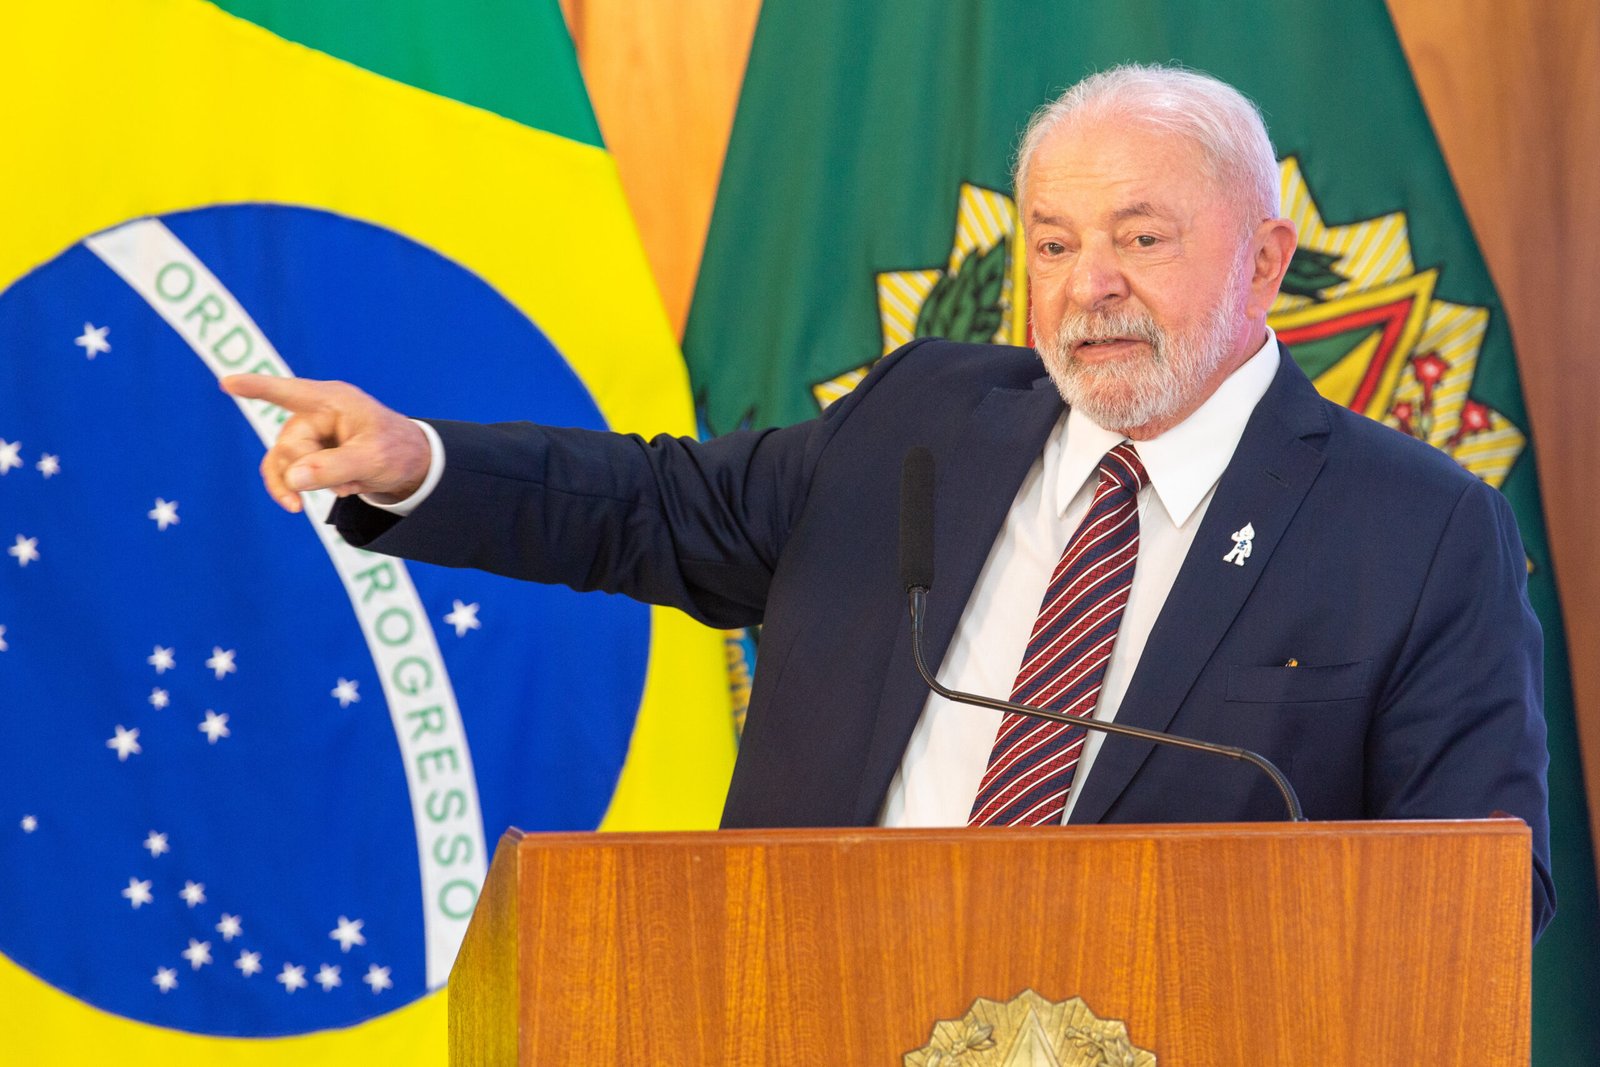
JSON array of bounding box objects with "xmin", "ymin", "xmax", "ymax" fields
[
  {"xmin": 284, "ymin": 441, "xmax": 379, "ymax": 495},
  {"xmin": 284, "ymin": 418, "xmax": 431, "ymax": 500}
]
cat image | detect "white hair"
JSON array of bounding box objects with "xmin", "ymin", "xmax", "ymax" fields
[{"xmin": 1014, "ymin": 64, "xmax": 1281, "ymax": 227}]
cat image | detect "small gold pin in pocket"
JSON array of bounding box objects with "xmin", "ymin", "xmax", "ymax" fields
[{"xmin": 1284, "ymin": 658, "xmax": 1299, "ymax": 668}]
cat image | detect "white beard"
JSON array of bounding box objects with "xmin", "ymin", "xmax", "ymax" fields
[{"xmin": 1036, "ymin": 283, "xmax": 1245, "ymax": 435}]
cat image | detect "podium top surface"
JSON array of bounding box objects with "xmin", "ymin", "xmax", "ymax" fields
[{"xmin": 501, "ymin": 816, "xmax": 1529, "ymax": 850}]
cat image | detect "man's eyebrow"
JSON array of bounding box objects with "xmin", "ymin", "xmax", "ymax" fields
[{"xmin": 1030, "ymin": 202, "xmax": 1169, "ymax": 228}]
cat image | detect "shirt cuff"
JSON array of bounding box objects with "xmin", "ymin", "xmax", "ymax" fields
[{"xmin": 359, "ymin": 420, "xmax": 445, "ymax": 517}]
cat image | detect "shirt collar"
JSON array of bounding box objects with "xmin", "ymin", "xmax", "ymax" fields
[{"xmin": 1055, "ymin": 328, "xmax": 1280, "ymax": 527}]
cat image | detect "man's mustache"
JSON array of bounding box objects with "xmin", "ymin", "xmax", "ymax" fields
[{"xmin": 1053, "ymin": 309, "xmax": 1164, "ymax": 354}]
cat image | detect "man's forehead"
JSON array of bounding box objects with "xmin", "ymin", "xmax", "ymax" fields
[
  {"xmin": 1023, "ymin": 121, "xmax": 1213, "ymax": 222},
  {"xmin": 1038, "ymin": 109, "xmax": 1205, "ymax": 162}
]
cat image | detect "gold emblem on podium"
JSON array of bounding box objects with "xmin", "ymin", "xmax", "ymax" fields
[{"xmin": 904, "ymin": 989, "xmax": 1156, "ymax": 1066}]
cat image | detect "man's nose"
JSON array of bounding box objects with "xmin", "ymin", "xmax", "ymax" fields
[{"xmin": 1069, "ymin": 238, "xmax": 1129, "ymax": 310}]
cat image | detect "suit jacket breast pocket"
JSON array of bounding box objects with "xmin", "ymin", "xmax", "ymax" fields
[{"xmin": 1225, "ymin": 660, "xmax": 1373, "ymax": 705}]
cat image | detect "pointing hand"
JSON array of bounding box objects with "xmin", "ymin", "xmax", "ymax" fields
[{"xmin": 219, "ymin": 375, "xmax": 431, "ymax": 514}]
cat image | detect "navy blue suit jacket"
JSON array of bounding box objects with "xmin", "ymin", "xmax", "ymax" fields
[{"xmin": 333, "ymin": 339, "xmax": 1553, "ymax": 937}]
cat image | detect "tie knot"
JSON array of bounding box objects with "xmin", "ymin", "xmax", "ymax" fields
[{"xmin": 1099, "ymin": 441, "xmax": 1148, "ymax": 493}]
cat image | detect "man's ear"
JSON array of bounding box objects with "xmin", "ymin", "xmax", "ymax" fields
[{"xmin": 1248, "ymin": 217, "xmax": 1298, "ymax": 318}]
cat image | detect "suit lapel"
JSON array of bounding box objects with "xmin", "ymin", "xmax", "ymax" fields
[
  {"xmin": 1068, "ymin": 350, "xmax": 1331, "ymax": 824},
  {"xmin": 851, "ymin": 377, "xmax": 1063, "ymax": 823}
]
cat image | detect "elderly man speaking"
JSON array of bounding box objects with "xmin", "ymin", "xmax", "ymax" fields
[{"xmin": 224, "ymin": 64, "xmax": 1552, "ymax": 938}]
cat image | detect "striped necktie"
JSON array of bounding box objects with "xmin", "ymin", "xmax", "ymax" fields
[{"xmin": 968, "ymin": 441, "xmax": 1149, "ymax": 827}]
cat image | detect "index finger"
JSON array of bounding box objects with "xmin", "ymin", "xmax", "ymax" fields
[{"xmin": 220, "ymin": 373, "xmax": 339, "ymax": 413}]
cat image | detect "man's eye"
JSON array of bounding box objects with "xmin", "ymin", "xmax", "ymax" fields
[
  {"xmin": 1133, "ymin": 234, "xmax": 1159, "ymax": 248},
  {"xmin": 1040, "ymin": 241, "xmax": 1067, "ymax": 256}
]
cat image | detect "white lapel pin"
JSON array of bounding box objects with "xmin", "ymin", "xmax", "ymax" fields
[{"xmin": 1223, "ymin": 522, "xmax": 1255, "ymax": 566}]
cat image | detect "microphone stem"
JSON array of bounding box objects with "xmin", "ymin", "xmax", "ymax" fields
[{"xmin": 908, "ymin": 587, "xmax": 1306, "ymax": 822}]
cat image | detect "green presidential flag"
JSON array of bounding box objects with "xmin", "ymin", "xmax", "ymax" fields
[{"xmin": 684, "ymin": 2, "xmax": 1598, "ymax": 1060}]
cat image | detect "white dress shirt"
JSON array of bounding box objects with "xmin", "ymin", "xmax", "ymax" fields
[{"xmin": 879, "ymin": 332, "xmax": 1280, "ymax": 827}]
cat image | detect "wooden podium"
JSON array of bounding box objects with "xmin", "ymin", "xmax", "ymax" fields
[{"xmin": 448, "ymin": 820, "xmax": 1530, "ymax": 1064}]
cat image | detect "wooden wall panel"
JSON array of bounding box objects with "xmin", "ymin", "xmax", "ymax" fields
[
  {"xmin": 561, "ymin": 0, "xmax": 1600, "ymax": 846},
  {"xmin": 1385, "ymin": 0, "xmax": 1600, "ymax": 832},
  {"xmin": 560, "ymin": 0, "xmax": 762, "ymax": 338}
]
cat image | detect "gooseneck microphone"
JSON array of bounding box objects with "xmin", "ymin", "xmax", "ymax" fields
[
  {"xmin": 897, "ymin": 447, "xmax": 1306, "ymax": 823},
  {"xmin": 899, "ymin": 445, "xmax": 937, "ymax": 592}
]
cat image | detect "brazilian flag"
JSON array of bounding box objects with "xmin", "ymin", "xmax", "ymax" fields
[
  {"xmin": 684, "ymin": 1, "xmax": 1598, "ymax": 1061},
  {"xmin": 0, "ymin": 0, "xmax": 733, "ymax": 1060}
]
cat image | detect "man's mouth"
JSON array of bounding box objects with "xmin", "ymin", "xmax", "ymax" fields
[{"xmin": 1073, "ymin": 336, "xmax": 1143, "ymax": 355}]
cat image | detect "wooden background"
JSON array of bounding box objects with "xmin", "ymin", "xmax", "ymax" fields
[{"xmin": 557, "ymin": 1, "xmax": 1600, "ymax": 852}]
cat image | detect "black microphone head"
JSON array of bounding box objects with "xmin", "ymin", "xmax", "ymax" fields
[{"xmin": 899, "ymin": 447, "xmax": 935, "ymax": 592}]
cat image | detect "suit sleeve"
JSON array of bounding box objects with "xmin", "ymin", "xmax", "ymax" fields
[
  {"xmin": 1369, "ymin": 475, "xmax": 1554, "ymax": 938},
  {"xmin": 327, "ymin": 338, "xmax": 935, "ymax": 630}
]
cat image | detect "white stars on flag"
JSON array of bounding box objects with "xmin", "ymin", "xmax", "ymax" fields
[
  {"xmin": 329, "ymin": 915, "xmax": 366, "ymax": 952},
  {"xmin": 443, "ymin": 599, "xmax": 481, "ymax": 637},
  {"xmin": 277, "ymin": 963, "xmax": 307, "ymax": 993},
  {"xmin": 122, "ymin": 878, "xmax": 153, "ymax": 909},
  {"xmin": 12, "ymin": 293, "xmax": 438, "ymax": 1017},
  {"xmin": 9, "ymin": 534, "xmax": 39, "ymax": 567},
  {"xmin": 74, "ymin": 323, "xmax": 111, "ymax": 359},
  {"xmin": 0, "ymin": 625, "xmax": 8, "ymax": 652},
  {"xmin": 148, "ymin": 498, "xmax": 180, "ymax": 531},
  {"xmin": 198, "ymin": 710, "xmax": 231, "ymax": 744},
  {"xmin": 1, "ymin": 442, "xmax": 64, "ymax": 479},
  {"xmin": 107, "ymin": 725, "xmax": 142, "ymax": 761},
  {"xmin": 181, "ymin": 939, "xmax": 213, "ymax": 970},
  {"xmin": 206, "ymin": 646, "xmax": 237, "ymax": 679}
]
